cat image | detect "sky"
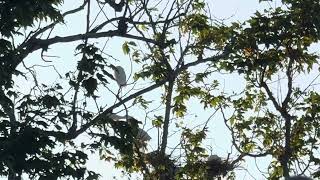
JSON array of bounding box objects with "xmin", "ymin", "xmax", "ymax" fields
[{"xmin": 9, "ymin": 0, "xmax": 311, "ymax": 180}]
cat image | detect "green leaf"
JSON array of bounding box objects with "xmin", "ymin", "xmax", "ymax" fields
[
  {"xmin": 128, "ymin": 41, "xmax": 137, "ymax": 46},
  {"xmin": 122, "ymin": 42, "xmax": 130, "ymax": 54}
]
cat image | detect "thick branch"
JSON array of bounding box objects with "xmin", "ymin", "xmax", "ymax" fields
[
  {"xmin": 21, "ymin": 31, "xmax": 157, "ymax": 53},
  {"xmin": 282, "ymin": 57, "xmax": 294, "ymax": 109},
  {"xmin": 90, "ymin": 17, "xmax": 124, "ymax": 33},
  {"xmin": 260, "ymin": 81, "xmax": 282, "ymax": 113},
  {"xmin": 260, "ymin": 58, "xmax": 295, "ymax": 178},
  {"xmin": 181, "ymin": 51, "xmax": 230, "ymax": 71},
  {"xmin": 8, "ymin": 31, "xmax": 158, "ymax": 80},
  {"xmin": 70, "ymin": 78, "xmax": 168, "ymax": 138},
  {"xmin": 281, "ymin": 58, "xmax": 295, "ymax": 178},
  {"xmin": 261, "ymin": 81, "xmax": 292, "ymax": 177},
  {"xmin": 160, "ymin": 79, "xmax": 174, "ymax": 155}
]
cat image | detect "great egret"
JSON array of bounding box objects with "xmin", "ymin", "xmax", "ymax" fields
[
  {"xmin": 113, "ymin": 66, "xmax": 126, "ymax": 87},
  {"xmin": 108, "ymin": 113, "xmax": 132, "ymax": 121},
  {"xmin": 137, "ymin": 128, "xmax": 151, "ymax": 142},
  {"xmin": 107, "ymin": 113, "xmax": 151, "ymax": 142}
]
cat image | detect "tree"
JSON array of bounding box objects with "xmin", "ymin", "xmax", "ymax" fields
[
  {"xmin": 218, "ymin": 0, "xmax": 320, "ymax": 179},
  {"xmin": 1, "ymin": 0, "xmax": 319, "ymax": 180},
  {"xmin": 0, "ymin": 0, "xmax": 237, "ymax": 179}
]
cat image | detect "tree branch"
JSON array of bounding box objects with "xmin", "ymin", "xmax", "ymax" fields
[
  {"xmin": 22, "ymin": 31, "xmax": 157, "ymax": 53},
  {"xmin": 181, "ymin": 50, "xmax": 230, "ymax": 71},
  {"xmin": 260, "ymin": 81, "xmax": 282, "ymax": 113},
  {"xmin": 28, "ymin": 0, "xmax": 88, "ymax": 41},
  {"xmin": 69, "ymin": 0, "xmax": 91, "ymax": 133},
  {"xmin": 282, "ymin": 55, "xmax": 294, "ymax": 109},
  {"xmin": 160, "ymin": 79, "xmax": 174, "ymax": 155},
  {"xmin": 220, "ymin": 105, "xmax": 269, "ymax": 158},
  {"xmin": 70, "ymin": 78, "xmax": 169, "ymax": 138},
  {"xmin": 260, "ymin": 56, "xmax": 295, "ymax": 178}
]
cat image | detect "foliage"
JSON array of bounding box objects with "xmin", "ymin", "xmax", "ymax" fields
[
  {"xmin": 0, "ymin": 0, "xmax": 320, "ymax": 179},
  {"xmin": 217, "ymin": 0, "xmax": 320, "ymax": 178}
]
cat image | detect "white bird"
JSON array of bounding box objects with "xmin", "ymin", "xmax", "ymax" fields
[
  {"xmin": 108, "ymin": 113, "xmax": 132, "ymax": 121},
  {"xmin": 137, "ymin": 128, "xmax": 152, "ymax": 142},
  {"xmin": 107, "ymin": 113, "xmax": 151, "ymax": 142},
  {"xmin": 113, "ymin": 66, "xmax": 127, "ymax": 87}
]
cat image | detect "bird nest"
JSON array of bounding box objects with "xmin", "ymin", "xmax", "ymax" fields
[
  {"xmin": 206, "ymin": 155, "xmax": 236, "ymax": 178},
  {"xmin": 144, "ymin": 151, "xmax": 177, "ymax": 179},
  {"xmin": 145, "ymin": 151, "xmax": 175, "ymax": 168}
]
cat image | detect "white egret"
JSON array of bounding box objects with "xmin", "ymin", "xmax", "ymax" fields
[
  {"xmin": 137, "ymin": 128, "xmax": 152, "ymax": 142},
  {"xmin": 108, "ymin": 113, "xmax": 132, "ymax": 121},
  {"xmin": 107, "ymin": 113, "xmax": 151, "ymax": 142},
  {"xmin": 113, "ymin": 66, "xmax": 127, "ymax": 87}
]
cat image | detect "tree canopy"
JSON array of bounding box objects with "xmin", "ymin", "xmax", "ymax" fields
[{"xmin": 0, "ymin": 0, "xmax": 320, "ymax": 179}]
